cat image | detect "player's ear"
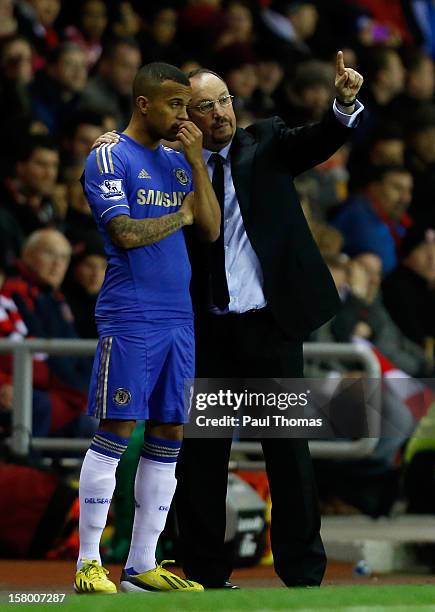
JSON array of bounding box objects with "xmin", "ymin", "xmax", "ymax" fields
[{"xmin": 136, "ymin": 95, "xmax": 150, "ymax": 115}]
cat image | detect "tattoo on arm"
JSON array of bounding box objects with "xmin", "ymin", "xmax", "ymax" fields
[{"xmin": 106, "ymin": 213, "xmax": 186, "ymax": 248}]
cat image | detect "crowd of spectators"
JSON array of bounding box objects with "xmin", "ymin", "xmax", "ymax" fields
[{"xmin": 0, "ymin": 0, "xmax": 435, "ymax": 517}]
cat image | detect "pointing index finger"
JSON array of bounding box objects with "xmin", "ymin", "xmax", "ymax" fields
[{"xmin": 336, "ymin": 50, "xmax": 345, "ymax": 76}]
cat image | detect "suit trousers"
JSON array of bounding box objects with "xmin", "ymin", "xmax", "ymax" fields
[{"xmin": 175, "ymin": 307, "xmax": 326, "ymax": 587}]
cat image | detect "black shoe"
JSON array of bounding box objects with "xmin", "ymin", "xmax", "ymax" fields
[
  {"xmin": 208, "ymin": 581, "xmax": 240, "ymax": 589},
  {"xmin": 186, "ymin": 576, "xmax": 240, "ymax": 589}
]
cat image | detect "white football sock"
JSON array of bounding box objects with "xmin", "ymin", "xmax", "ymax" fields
[
  {"xmin": 77, "ymin": 429, "xmax": 128, "ymax": 570},
  {"xmin": 125, "ymin": 436, "xmax": 180, "ymax": 573}
]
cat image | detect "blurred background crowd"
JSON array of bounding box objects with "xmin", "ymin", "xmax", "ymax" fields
[{"xmin": 1, "ymin": 0, "xmax": 435, "ymax": 556}]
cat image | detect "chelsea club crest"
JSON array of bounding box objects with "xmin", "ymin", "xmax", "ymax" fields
[
  {"xmin": 174, "ymin": 168, "xmax": 189, "ymax": 186},
  {"xmin": 113, "ymin": 388, "xmax": 131, "ymax": 406}
]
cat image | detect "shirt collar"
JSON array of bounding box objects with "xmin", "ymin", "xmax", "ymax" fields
[{"xmin": 203, "ymin": 141, "xmax": 232, "ymax": 165}]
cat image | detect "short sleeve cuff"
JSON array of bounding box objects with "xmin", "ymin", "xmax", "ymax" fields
[{"xmin": 100, "ymin": 203, "xmax": 130, "ymax": 225}]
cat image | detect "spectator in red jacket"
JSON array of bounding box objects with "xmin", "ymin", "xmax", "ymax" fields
[
  {"xmin": 0, "ymin": 229, "xmax": 95, "ymax": 437},
  {"xmin": 64, "ymin": 0, "xmax": 108, "ymax": 68}
]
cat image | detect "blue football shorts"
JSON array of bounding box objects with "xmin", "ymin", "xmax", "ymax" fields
[{"xmin": 87, "ymin": 324, "xmax": 194, "ymax": 423}]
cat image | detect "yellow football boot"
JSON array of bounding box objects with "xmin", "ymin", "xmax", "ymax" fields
[
  {"xmin": 74, "ymin": 559, "xmax": 117, "ymax": 594},
  {"xmin": 120, "ymin": 560, "xmax": 204, "ymax": 593}
]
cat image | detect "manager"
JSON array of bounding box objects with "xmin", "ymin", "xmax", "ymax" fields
[{"xmin": 175, "ymin": 51, "xmax": 364, "ymax": 588}]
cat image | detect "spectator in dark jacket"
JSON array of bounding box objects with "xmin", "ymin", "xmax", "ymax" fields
[
  {"xmin": 0, "ymin": 35, "xmax": 34, "ymax": 168},
  {"xmin": 0, "ymin": 134, "xmax": 61, "ymax": 261},
  {"xmin": 405, "ymin": 105, "xmax": 435, "ymax": 227},
  {"xmin": 328, "ymin": 251, "xmax": 430, "ymax": 376},
  {"xmin": 80, "ymin": 37, "xmax": 141, "ymax": 130},
  {"xmin": 30, "ymin": 42, "xmax": 88, "ymax": 134},
  {"xmin": 275, "ymin": 59, "xmax": 334, "ymax": 127},
  {"xmin": 259, "ymin": 1, "xmax": 318, "ymax": 70},
  {"xmin": 63, "ymin": 162, "xmax": 100, "ymax": 248},
  {"xmin": 388, "ymin": 49, "xmax": 435, "ymax": 128},
  {"xmin": 63, "ymin": 235, "xmax": 106, "ymax": 339},
  {"xmin": 383, "ymin": 225, "xmax": 435, "ymax": 349},
  {"xmin": 60, "ymin": 108, "xmax": 106, "ymax": 170},
  {"xmin": 137, "ymin": 5, "xmax": 183, "ymax": 66}
]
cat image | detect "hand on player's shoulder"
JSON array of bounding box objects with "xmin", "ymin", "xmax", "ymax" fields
[{"xmin": 91, "ymin": 131, "xmax": 120, "ymax": 150}]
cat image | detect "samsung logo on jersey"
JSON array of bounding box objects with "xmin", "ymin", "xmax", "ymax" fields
[{"xmin": 136, "ymin": 189, "xmax": 185, "ymax": 208}]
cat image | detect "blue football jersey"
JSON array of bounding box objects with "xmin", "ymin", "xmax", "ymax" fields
[{"xmin": 84, "ymin": 134, "xmax": 194, "ymax": 334}]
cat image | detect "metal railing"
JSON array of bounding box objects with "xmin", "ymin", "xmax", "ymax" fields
[
  {"xmin": 0, "ymin": 339, "xmax": 381, "ymax": 460},
  {"xmin": 0, "ymin": 338, "xmax": 98, "ymax": 456}
]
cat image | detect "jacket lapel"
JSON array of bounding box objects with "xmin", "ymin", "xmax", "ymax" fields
[{"xmin": 230, "ymin": 128, "xmax": 257, "ymax": 218}]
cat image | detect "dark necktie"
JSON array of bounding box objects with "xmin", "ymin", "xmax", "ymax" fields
[{"xmin": 210, "ymin": 153, "xmax": 230, "ymax": 309}]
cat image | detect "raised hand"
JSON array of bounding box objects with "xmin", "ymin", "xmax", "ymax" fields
[
  {"xmin": 335, "ymin": 51, "xmax": 363, "ymax": 104},
  {"xmin": 176, "ymin": 121, "xmax": 203, "ymax": 166}
]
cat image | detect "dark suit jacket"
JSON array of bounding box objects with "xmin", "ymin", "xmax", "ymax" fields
[{"xmin": 188, "ymin": 107, "xmax": 359, "ymax": 340}]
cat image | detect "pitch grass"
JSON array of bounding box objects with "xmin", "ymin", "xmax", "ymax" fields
[{"xmin": 2, "ymin": 585, "xmax": 435, "ymax": 612}]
